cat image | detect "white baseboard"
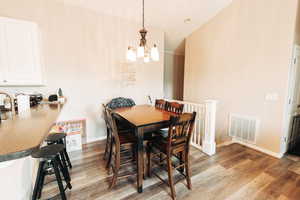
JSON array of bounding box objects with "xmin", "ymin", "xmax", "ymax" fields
[
  {"xmin": 85, "ymin": 137, "xmax": 283, "ymax": 159},
  {"xmin": 191, "ymin": 143, "xmax": 202, "ymax": 151},
  {"xmin": 222, "ymin": 138, "xmax": 284, "ymax": 159},
  {"xmin": 217, "ymin": 140, "xmax": 234, "ymax": 148}
]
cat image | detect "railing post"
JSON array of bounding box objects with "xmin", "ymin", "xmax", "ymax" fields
[{"xmin": 203, "ymin": 100, "xmax": 217, "ymax": 156}]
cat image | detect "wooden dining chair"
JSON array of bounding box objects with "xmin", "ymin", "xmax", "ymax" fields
[
  {"xmin": 105, "ymin": 108, "xmax": 137, "ymax": 188},
  {"xmin": 165, "ymin": 101, "xmax": 184, "ymax": 114},
  {"xmin": 103, "ymin": 104, "xmax": 134, "ymax": 169},
  {"xmin": 156, "ymin": 101, "xmax": 184, "ymax": 138},
  {"xmin": 147, "ymin": 112, "xmax": 196, "ymax": 200},
  {"xmin": 155, "ymin": 99, "xmax": 166, "ymax": 110},
  {"xmin": 102, "ymin": 104, "xmax": 111, "ymax": 162}
]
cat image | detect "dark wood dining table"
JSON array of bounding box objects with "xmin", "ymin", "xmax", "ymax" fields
[{"xmin": 114, "ymin": 104, "xmax": 175, "ymax": 193}]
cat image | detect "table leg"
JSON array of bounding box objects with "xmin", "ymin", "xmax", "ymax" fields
[{"xmin": 135, "ymin": 127, "xmax": 144, "ymax": 193}]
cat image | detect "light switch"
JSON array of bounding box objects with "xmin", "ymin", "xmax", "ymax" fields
[{"xmin": 265, "ymin": 93, "xmax": 279, "ymax": 101}]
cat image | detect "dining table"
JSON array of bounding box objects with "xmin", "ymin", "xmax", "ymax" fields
[{"xmin": 114, "ymin": 104, "xmax": 175, "ymax": 193}]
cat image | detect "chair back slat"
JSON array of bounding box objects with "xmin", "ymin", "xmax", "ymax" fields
[
  {"xmin": 102, "ymin": 104, "xmax": 109, "ymax": 127},
  {"xmin": 106, "ymin": 108, "xmax": 120, "ymax": 148},
  {"xmin": 155, "ymin": 99, "xmax": 166, "ymax": 110},
  {"xmin": 165, "ymin": 101, "xmax": 184, "ymax": 114},
  {"xmin": 167, "ymin": 112, "xmax": 196, "ymax": 148}
]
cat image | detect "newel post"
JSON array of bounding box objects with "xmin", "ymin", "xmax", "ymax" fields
[{"xmin": 203, "ymin": 100, "xmax": 217, "ymax": 156}]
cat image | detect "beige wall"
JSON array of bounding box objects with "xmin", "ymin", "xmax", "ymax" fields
[
  {"xmin": 295, "ymin": 1, "xmax": 300, "ymax": 45},
  {"xmin": 164, "ymin": 52, "xmax": 184, "ymax": 100},
  {"xmin": 0, "ymin": 0, "xmax": 164, "ymax": 142},
  {"xmin": 184, "ymin": 0, "xmax": 298, "ymax": 154}
]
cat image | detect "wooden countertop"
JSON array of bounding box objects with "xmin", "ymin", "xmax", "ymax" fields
[{"xmin": 0, "ymin": 103, "xmax": 63, "ymax": 162}]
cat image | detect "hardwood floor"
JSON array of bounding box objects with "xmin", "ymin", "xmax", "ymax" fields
[{"xmin": 42, "ymin": 141, "xmax": 300, "ymax": 200}]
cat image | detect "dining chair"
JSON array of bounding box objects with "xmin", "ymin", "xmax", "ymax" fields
[
  {"xmin": 146, "ymin": 112, "xmax": 196, "ymax": 200},
  {"xmin": 106, "ymin": 97, "xmax": 134, "ymax": 133},
  {"xmin": 165, "ymin": 101, "xmax": 184, "ymax": 114},
  {"xmin": 155, "ymin": 99, "xmax": 166, "ymax": 110},
  {"xmin": 105, "ymin": 108, "xmax": 137, "ymax": 188},
  {"xmin": 157, "ymin": 101, "xmax": 184, "ymax": 138},
  {"xmin": 102, "ymin": 104, "xmax": 111, "ymax": 162},
  {"xmin": 102, "ymin": 104, "xmax": 133, "ymax": 169}
]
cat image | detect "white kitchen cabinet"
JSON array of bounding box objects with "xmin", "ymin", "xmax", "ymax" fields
[{"xmin": 0, "ymin": 17, "xmax": 43, "ymax": 86}]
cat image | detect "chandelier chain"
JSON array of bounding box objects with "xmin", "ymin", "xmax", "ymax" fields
[{"xmin": 142, "ymin": 0, "xmax": 145, "ymax": 28}]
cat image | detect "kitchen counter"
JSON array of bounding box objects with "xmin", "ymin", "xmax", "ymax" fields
[{"xmin": 0, "ymin": 103, "xmax": 63, "ymax": 162}]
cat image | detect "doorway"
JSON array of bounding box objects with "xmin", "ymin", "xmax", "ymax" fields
[
  {"xmin": 283, "ymin": 44, "xmax": 300, "ymax": 155},
  {"xmin": 163, "ymin": 52, "xmax": 185, "ymax": 100}
]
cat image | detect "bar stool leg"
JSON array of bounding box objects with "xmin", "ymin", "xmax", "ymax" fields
[
  {"xmin": 57, "ymin": 155, "xmax": 72, "ymax": 189},
  {"xmin": 60, "ymin": 149, "xmax": 68, "ymax": 168},
  {"xmin": 62, "ymin": 137, "xmax": 72, "ymax": 169},
  {"xmin": 63, "ymin": 148, "xmax": 72, "ymax": 169},
  {"xmin": 32, "ymin": 160, "xmax": 45, "ymax": 200},
  {"xmin": 37, "ymin": 169, "xmax": 46, "ymax": 199},
  {"xmin": 52, "ymin": 159, "xmax": 67, "ymax": 200}
]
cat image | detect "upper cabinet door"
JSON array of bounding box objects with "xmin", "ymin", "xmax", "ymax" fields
[{"xmin": 0, "ymin": 17, "xmax": 43, "ymax": 86}]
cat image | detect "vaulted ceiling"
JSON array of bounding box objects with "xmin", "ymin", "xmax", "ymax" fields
[{"xmin": 63, "ymin": 0, "xmax": 232, "ymax": 54}]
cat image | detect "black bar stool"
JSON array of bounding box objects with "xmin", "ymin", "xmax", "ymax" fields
[
  {"xmin": 31, "ymin": 144, "xmax": 72, "ymax": 200},
  {"xmin": 45, "ymin": 133, "xmax": 72, "ymax": 169}
]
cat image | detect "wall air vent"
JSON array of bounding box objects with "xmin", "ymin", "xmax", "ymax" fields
[{"xmin": 229, "ymin": 114, "xmax": 260, "ymax": 144}]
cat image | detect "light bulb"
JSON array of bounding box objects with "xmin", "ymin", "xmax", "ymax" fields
[
  {"xmin": 151, "ymin": 44, "xmax": 159, "ymax": 61},
  {"xmin": 126, "ymin": 47, "xmax": 136, "ymax": 61},
  {"xmin": 137, "ymin": 46, "xmax": 145, "ymax": 58}
]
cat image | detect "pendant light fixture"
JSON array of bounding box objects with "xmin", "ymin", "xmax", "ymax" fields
[{"xmin": 126, "ymin": 0, "xmax": 159, "ymax": 62}]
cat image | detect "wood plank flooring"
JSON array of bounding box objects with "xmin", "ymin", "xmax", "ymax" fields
[{"xmin": 42, "ymin": 141, "xmax": 300, "ymax": 200}]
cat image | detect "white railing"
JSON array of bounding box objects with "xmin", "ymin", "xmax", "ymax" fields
[{"xmin": 163, "ymin": 99, "xmax": 217, "ymax": 156}]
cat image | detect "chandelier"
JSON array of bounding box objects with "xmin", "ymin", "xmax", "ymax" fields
[{"xmin": 126, "ymin": 0, "xmax": 159, "ymax": 63}]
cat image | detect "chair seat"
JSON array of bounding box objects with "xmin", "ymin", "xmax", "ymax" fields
[
  {"xmin": 155, "ymin": 128, "xmax": 168, "ymax": 138},
  {"xmin": 151, "ymin": 135, "xmax": 187, "ymax": 154},
  {"xmin": 149, "ymin": 129, "xmax": 168, "ymax": 142},
  {"xmin": 153, "ymin": 127, "xmax": 176, "ymax": 139},
  {"xmin": 154, "ymin": 127, "xmax": 177, "ymax": 138},
  {"xmin": 45, "ymin": 133, "xmax": 66, "ymax": 143},
  {"xmin": 32, "ymin": 144, "xmax": 64, "ymax": 159},
  {"xmin": 119, "ymin": 132, "xmax": 136, "ymax": 144}
]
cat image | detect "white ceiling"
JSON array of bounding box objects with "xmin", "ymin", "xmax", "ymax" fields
[{"xmin": 63, "ymin": 0, "xmax": 232, "ymax": 54}]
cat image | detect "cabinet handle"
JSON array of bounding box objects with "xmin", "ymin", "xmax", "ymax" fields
[{"xmin": 3, "ymin": 80, "xmax": 7, "ymax": 83}]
